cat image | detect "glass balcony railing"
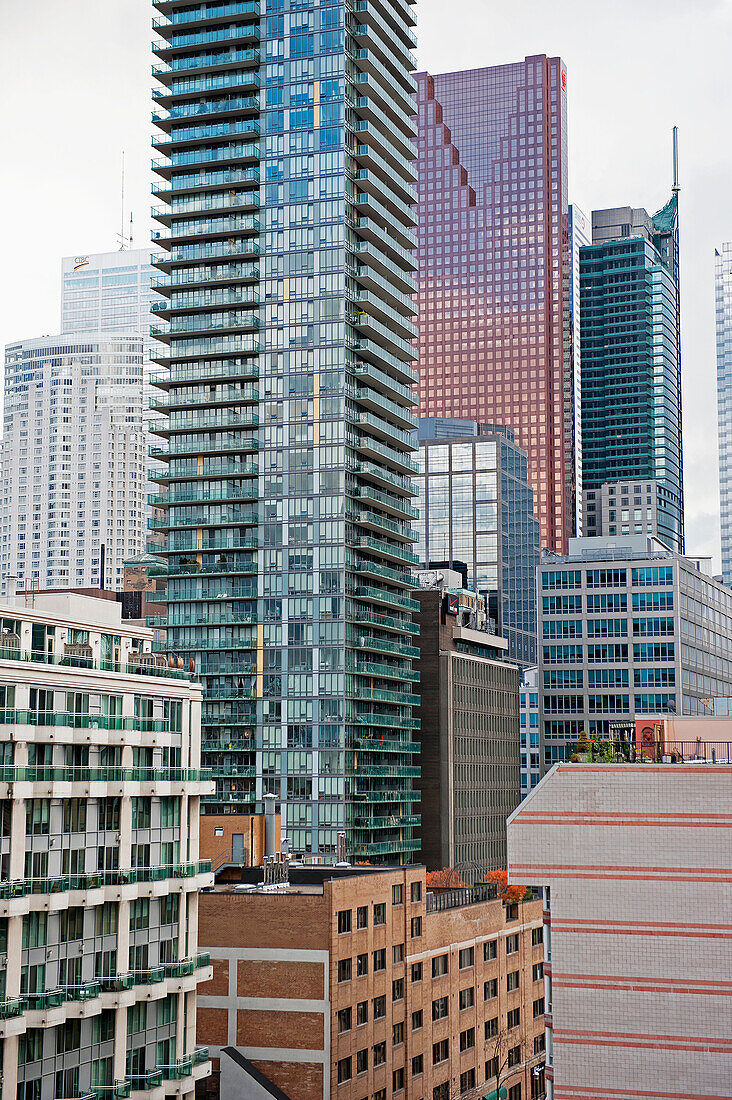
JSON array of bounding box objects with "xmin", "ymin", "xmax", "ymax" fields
[
  {"xmin": 353, "ymin": 535, "xmax": 419, "ymax": 564},
  {"xmin": 157, "ymin": 93, "xmax": 259, "ymax": 124},
  {"xmin": 154, "ymin": 2, "xmax": 259, "ymax": 28},
  {"xmin": 0, "ymin": 645, "xmax": 191, "ymax": 680},
  {"xmin": 153, "ymin": 118, "xmax": 260, "ymax": 146},
  {"xmin": 0, "ymin": 764, "xmax": 211, "ymax": 784},
  {"xmin": 153, "ymin": 72, "xmax": 260, "ymax": 104},
  {"xmin": 352, "ymin": 483, "xmax": 418, "ymax": 519},
  {"xmin": 0, "ymin": 861, "xmax": 211, "ymax": 901},
  {"xmin": 352, "ymin": 660, "xmax": 419, "ymax": 682},
  {"xmin": 154, "ymin": 25, "xmax": 260, "ymax": 55},
  {"xmin": 354, "ymin": 585, "xmax": 419, "ymax": 612},
  {"xmin": 153, "ymin": 48, "xmax": 260, "ymax": 77},
  {"xmin": 0, "ymin": 710, "xmax": 170, "ymax": 733},
  {"xmin": 126, "ymin": 1071, "xmax": 164, "ymax": 1090}
]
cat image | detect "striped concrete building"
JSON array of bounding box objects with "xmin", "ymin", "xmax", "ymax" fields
[{"xmin": 507, "ymin": 762, "xmax": 732, "ymax": 1100}]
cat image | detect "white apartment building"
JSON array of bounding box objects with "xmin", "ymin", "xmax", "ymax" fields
[
  {"xmin": 0, "ymin": 591, "xmax": 214, "ymax": 1098},
  {"xmin": 508, "ymin": 760, "xmax": 732, "ymax": 1100},
  {"xmin": 0, "ymin": 334, "xmax": 147, "ymax": 595},
  {"xmin": 61, "ymin": 248, "xmax": 168, "ymax": 532}
]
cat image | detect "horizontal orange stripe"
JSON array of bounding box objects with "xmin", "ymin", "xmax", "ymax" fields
[
  {"xmin": 557, "ymin": 1036, "xmax": 731, "ymax": 1053},
  {"xmin": 517, "ymin": 814, "xmax": 731, "ymax": 827},
  {"xmin": 558, "ymin": 972, "xmax": 730, "ymax": 987},
  {"xmin": 555, "ymin": 1027, "xmax": 732, "ymax": 1045},
  {"xmin": 557, "ymin": 763, "xmax": 732, "ymax": 773},
  {"xmin": 556, "ymin": 1088, "xmax": 729, "ymax": 1100},
  {"xmin": 553, "ymin": 917, "xmax": 732, "ymax": 929},
  {"xmin": 549, "ymin": 924, "xmax": 732, "ymax": 938}
]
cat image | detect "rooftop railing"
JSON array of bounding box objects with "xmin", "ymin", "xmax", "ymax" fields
[{"xmin": 426, "ymin": 882, "xmax": 498, "ymax": 913}]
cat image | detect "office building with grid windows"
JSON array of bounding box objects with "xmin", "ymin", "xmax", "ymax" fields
[
  {"xmin": 414, "ymin": 423, "xmax": 540, "ymax": 665},
  {"xmin": 0, "ymin": 592, "xmax": 213, "ymax": 1099},
  {"xmin": 580, "ymin": 198, "xmax": 684, "ymax": 551},
  {"xmin": 537, "ymin": 536, "xmax": 732, "ymax": 770},
  {"xmin": 0, "ymin": 334, "xmax": 147, "ymax": 596},
  {"xmin": 715, "ymin": 242, "xmax": 732, "ymax": 585},
  {"xmin": 150, "ymin": 0, "xmax": 421, "ymax": 862},
  {"xmin": 415, "ymin": 57, "xmax": 575, "ymax": 554}
]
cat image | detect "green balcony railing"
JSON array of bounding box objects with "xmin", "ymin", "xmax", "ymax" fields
[
  {"xmin": 0, "ymin": 765, "xmax": 211, "ymax": 785},
  {"xmin": 0, "ymin": 861, "xmax": 211, "ymax": 901},
  {"xmin": 126, "ymin": 1070, "xmax": 164, "ymax": 1090},
  {"xmin": 0, "ymin": 995, "xmax": 28, "ymax": 1019},
  {"xmin": 0, "ymin": 646, "xmax": 191, "ymax": 681},
  {"xmin": 158, "ymin": 1058, "xmax": 193, "ymax": 1081}
]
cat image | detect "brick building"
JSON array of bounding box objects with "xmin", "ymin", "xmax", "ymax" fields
[
  {"xmin": 507, "ymin": 761, "xmax": 732, "ymax": 1100},
  {"xmin": 196, "ymin": 865, "xmax": 545, "ymax": 1100}
]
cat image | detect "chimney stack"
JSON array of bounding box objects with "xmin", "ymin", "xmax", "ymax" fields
[{"xmin": 263, "ymin": 794, "xmax": 277, "ymax": 859}]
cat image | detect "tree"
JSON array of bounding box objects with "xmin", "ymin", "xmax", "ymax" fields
[
  {"xmin": 484, "ymin": 868, "xmax": 528, "ymax": 905},
  {"xmin": 426, "ymin": 867, "xmax": 466, "ymax": 889}
]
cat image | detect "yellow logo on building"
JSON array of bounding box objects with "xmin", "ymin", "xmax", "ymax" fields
[{"xmin": 74, "ymin": 256, "xmax": 89, "ymax": 270}]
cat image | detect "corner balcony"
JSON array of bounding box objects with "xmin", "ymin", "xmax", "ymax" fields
[
  {"xmin": 152, "ymin": 191, "xmax": 259, "ymax": 226},
  {"xmin": 347, "ymin": 632, "xmax": 420, "ymax": 659},
  {"xmin": 354, "ymin": 434, "xmax": 418, "ymax": 475},
  {"xmin": 152, "ymin": 23, "xmax": 260, "ymax": 60},
  {"xmin": 149, "ymin": 436, "xmax": 259, "ymax": 460},
  {"xmin": 353, "ymin": 459, "xmax": 415, "ymax": 496},
  {"xmin": 152, "ymin": 141, "xmax": 260, "ymax": 180},
  {"xmin": 152, "ymin": 47, "xmax": 260, "ymax": 83},
  {"xmin": 151, "ymin": 239, "xmax": 260, "ymax": 273},
  {"xmin": 351, "ymin": 482, "xmax": 418, "ymax": 520},
  {"xmin": 152, "ymin": 1, "xmax": 260, "ymax": 34},
  {"xmin": 353, "ymin": 240, "xmax": 416, "ymax": 299},
  {"xmin": 151, "ymin": 409, "xmax": 259, "ymax": 436}
]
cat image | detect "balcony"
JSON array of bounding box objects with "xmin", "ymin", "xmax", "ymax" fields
[
  {"xmin": 426, "ymin": 883, "xmax": 498, "ymax": 913},
  {"xmin": 352, "ymin": 483, "xmax": 418, "ymax": 520},
  {"xmin": 352, "ymin": 660, "xmax": 419, "ymax": 682},
  {"xmin": 152, "ymin": 70, "xmax": 260, "ymax": 111},
  {"xmin": 0, "ymin": 645, "xmax": 191, "ymax": 680},
  {"xmin": 152, "ymin": 3, "xmax": 260, "ymax": 33},
  {"xmin": 150, "ymin": 436, "xmax": 259, "ymax": 460},
  {"xmin": 153, "ymin": 24, "xmax": 260, "ymax": 60},
  {"xmin": 0, "ymin": 710, "xmax": 169, "ymax": 733},
  {"xmin": 354, "ymin": 585, "xmax": 419, "ymax": 613},
  {"xmin": 0, "ymin": 861, "xmax": 211, "ymax": 901},
  {"xmin": 350, "ymin": 609, "xmax": 419, "ymax": 635},
  {"xmin": 349, "ymin": 634, "xmax": 419, "ymax": 659},
  {"xmin": 153, "ymin": 93, "xmax": 260, "ymax": 131},
  {"xmin": 353, "ymin": 535, "xmax": 419, "ymax": 565},
  {"xmin": 352, "ymin": 509, "xmax": 417, "ymax": 544},
  {"xmin": 152, "ymin": 47, "xmax": 260, "ymax": 82},
  {"xmin": 355, "ymin": 435, "xmax": 418, "ymax": 475}
]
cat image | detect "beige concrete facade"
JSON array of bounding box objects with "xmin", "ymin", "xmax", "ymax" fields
[{"xmin": 507, "ymin": 762, "xmax": 732, "ymax": 1100}]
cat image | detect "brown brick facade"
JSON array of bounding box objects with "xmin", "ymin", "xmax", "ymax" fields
[{"xmin": 198, "ymin": 866, "xmax": 545, "ymax": 1100}]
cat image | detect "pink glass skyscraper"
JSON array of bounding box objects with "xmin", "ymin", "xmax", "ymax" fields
[{"xmin": 416, "ymin": 56, "xmax": 574, "ymax": 552}]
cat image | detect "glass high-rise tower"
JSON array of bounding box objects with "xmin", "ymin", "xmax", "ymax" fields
[
  {"xmin": 716, "ymin": 243, "xmax": 732, "ymax": 585},
  {"xmin": 150, "ymin": 0, "xmax": 420, "ymax": 862},
  {"xmin": 580, "ymin": 196, "xmax": 684, "ymax": 552},
  {"xmin": 415, "ymin": 58, "xmax": 574, "ymax": 554}
]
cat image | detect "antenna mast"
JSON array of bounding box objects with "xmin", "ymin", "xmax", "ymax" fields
[
  {"xmin": 117, "ymin": 150, "xmax": 129, "ymax": 250},
  {"xmin": 672, "ymin": 126, "xmax": 679, "ymax": 195}
]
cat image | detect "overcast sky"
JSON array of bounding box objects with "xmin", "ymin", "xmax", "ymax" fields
[{"xmin": 1, "ymin": 0, "xmax": 730, "ymax": 567}]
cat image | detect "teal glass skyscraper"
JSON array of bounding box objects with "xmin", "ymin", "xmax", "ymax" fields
[
  {"xmin": 150, "ymin": 0, "xmax": 420, "ymax": 862},
  {"xmin": 579, "ymin": 179, "xmax": 684, "ymax": 552}
]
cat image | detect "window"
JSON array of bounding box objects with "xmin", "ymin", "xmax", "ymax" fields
[
  {"xmin": 485, "ymin": 1017, "xmax": 498, "ymax": 1039},
  {"xmin": 533, "ymin": 997, "xmax": 545, "ymax": 1018},
  {"xmin": 459, "ymin": 1027, "xmax": 475, "ymax": 1051},
  {"xmin": 337, "ymin": 1056, "xmax": 351, "ymax": 1084},
  {"xmin": 375, "ymin": 1091, "xmax": 386, "ymax": 1100},
  {"xmin": 507, "ymin": 1007, "xmax": 521, "ymax": 1029},
  {"xmin": 392, "ymin": 977, "xmax": 404, "ymax": 1002},
  {"xmin": 356, "ymin": 1048, "xmax": 367, "ymax": 1074},
  {"xmin": 433, "ymin": 1086, "xmax": 449, "ymax": 1100},
  {"xmin": 373, "ymin": 1041, "xmax": 386, "ymax": 1066},
  {"xmin": 337, "ymin": 958, "xmax": 351, "ymax": 983},
  {"xmin": 534, "ymin": 1033, "xmax": 546, "ymax": 1054},
  {"xmin": 432, "ymin": 953, "xmax": 448, "ymax": 977},
  {"xmin": 337, "ymin": 1007, "xmax": 351, "ymax": 1033},
  {"xmin": 507, "ymin": 970, "xmax": 519, "ymax": 991},
  {"xmin": 533, "ymin": 962, "xmax": 544, "ymax": 982},
  {"xmin": 356, "ymin": 905, "xmax": 367, "ymax": 929},
  {"xmin": 373, "ymin": 948, "xmax": 385, "ymax": 971},
  {"xmin": 508, "ymin": 1086, "xmax": 522, "ymax": 1100},
  {"xmin": 338, "ymin": 909, "xmax": 351, "ymax": 934},
  {"xmin": 373, "ymin": 995, "xmax": 386, "ymax": 1020},
  {"xmin": 432, "ymin": 1039, "xmax": 449, "ymax": 1065},
  {"xmin": 412, "ymin": 1054, "xmax": 424, "ymax": 1076},
  {"xmin": 506, "ymin": 933, "xmax": 519, "ymax": 954},
  {"xmin": 486, "ymin": 1056, "xmax": 499, "ymax": 1079},
  {"xmin": 411, "ymin": 961, "xmax": 422, "ymax": 983},
  {"xmin": 459, "ymin": 946, "xmax": 474, "ymax": 969},
  {"xmin": 411, "ymin": 916, "xmax": 422, "ymax": 938},
  {"xmin": 508, "ymin": 1044, "xmax": 521, "ymax": 1068},
  {"xmin": 392, "ymin": 1021, "xmax": 404, "ymax": 1046},
  {"xmin": 392, "ymin": 884, "xmax": 403, "ymax": 905},
  {"xmin": 356, "ymin": 1001, "xmax": 367, "ymax": 1026},
  {"xmin": 412, "ymin": 1009, "xmax": 423, "ymax": 1030},
  {"xmin": 56, "ymin": 1019, "xmax": 80, "ymax": 1054},
  {"xmin": 373, "ymin": 902, "xmax": 386, "ymax": 925},
  {"xmin": 532, "ymin": 927, "xmax": 543, "ymax": 946},
  {"xmin": 393, "ymin": 943, "xmax": 404, "ymax": 964},
  {"xmin": 484, "ymin": 978, "xmax": 498, "ymax": 1000},
  {"xmin": 356, "ymin": 953, "xmax": 368, "ymax": 977},
  {"xmin": 459, "ymin": 987, "xmax": 474, "ymax": 1010},
  {"xmin": 506, "ymin": 902, "xmax": 519, "ymax": 921},
  {"xmin": 411, "ymin": 881, "xmax": 422, "ymax": 903},
  {"xmin": 392, "ymin": 1068, "xmax": 405, "ymax": 1093},
  {"xmin": 484, "ymin": 939, "xmax": 497, "ymax": 961},
  {"xmin": 432, "ymin": 996, "xmax": 448, "ymax": 1021},
  {"xmin": 460, "ymin": 1069, "xmax": 476, "ymax": 1094}
]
